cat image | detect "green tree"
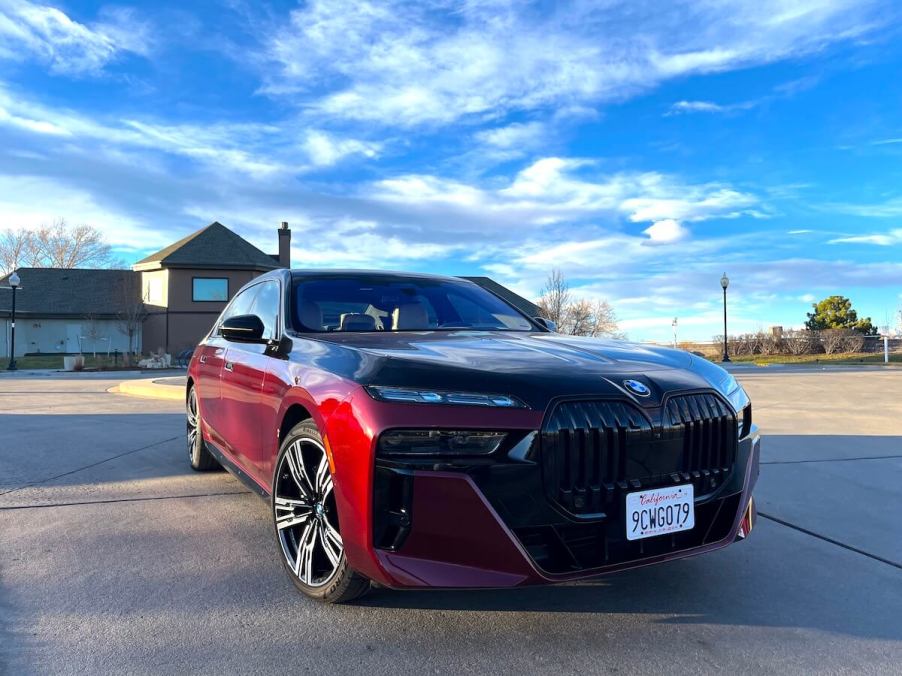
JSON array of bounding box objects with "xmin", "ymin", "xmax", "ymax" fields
[{"xmin": 804, "ymin": 296, "xmax": 877, "ymax": 335}]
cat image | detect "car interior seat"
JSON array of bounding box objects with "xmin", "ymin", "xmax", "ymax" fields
[
  {"xmin": 339, "ymin": 313, "xmax": 378, "ymax": 332},
  {"xmin": 299, "ymin": 300, "xmax": 323, "ymax": 331},
  {"xmin": 392, "ymin": 302, "xmax": 430, "ymax": 331}
]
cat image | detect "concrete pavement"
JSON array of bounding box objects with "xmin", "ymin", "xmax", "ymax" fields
[{"xmin": 1, "ymin": 369, "xmax": 900, "ymax": 674}]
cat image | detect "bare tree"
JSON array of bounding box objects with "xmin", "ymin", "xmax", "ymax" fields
[
  {"xmin": 820, "ymin": 329, "xmax": 845, "ymax": 355},
  {"xmin": 81, "ymin": 313, "xmax": 107, "ymax": 358},
  {"xmin": 536, "ymin": 270, "xmax": 570, "ymax": 327},
  {"xmin": 840, "ymin": 330, "xmax": 865, "ymax": 354},
  {"xmin": 116, "ymin": 276, "xmax": 148, "ymax": 360},
  {"xmin": 536, "ymin": 270, "xmax": 621, "ymax": 337},
  {"xmin": 0, "ymin": 228, "xmax": 40, "ymax": 275},
  {"xmin": 783, "ymin": 329, "xmax": 814, "ymax": 355},
  {"xmin": 31, "ymin": 220, "xmax": 117, "ymax": 268},
  {"xmin": 562, "ymin": 299, "xmax": 620, "ymax": 337},
  {"xmin": 1, "ymin": 220, "xmax": 118, "ymax": 274}
]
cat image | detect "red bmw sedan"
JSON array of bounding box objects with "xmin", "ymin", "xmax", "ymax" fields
[{"xmin": 187, "ymin": 269, "xmax": 758, "ymax": 603}]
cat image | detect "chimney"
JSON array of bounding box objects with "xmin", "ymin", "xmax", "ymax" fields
[{"xmin": 278, "ymin": 221, "xmax": 291, "ymax": 268}]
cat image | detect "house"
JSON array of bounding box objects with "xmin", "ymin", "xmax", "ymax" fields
[
  {"xmin": 135, "ymin": 221, "xmax": 288, "ymax": 354},
  {"xmin": 0, "ymin": 268, "xmax": 142, "ymax": 358},
  {"xmin": 1, "ymin": 220, "xmax": 541, "ymax": 359}
]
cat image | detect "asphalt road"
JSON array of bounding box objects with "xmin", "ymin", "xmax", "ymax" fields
[{"xmin": 1, "ymin": 368, "xmax": 900, "ymax": 674}]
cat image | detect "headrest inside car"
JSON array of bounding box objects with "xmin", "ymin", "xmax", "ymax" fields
[
  {"xmin": 339, "ymin": 313, "xmax": 378, "ymax": 332},
  {"xmin": 299, "ymin": 300, "xmax": 323, "ymax": 331},
  {"xmin": 392, "ymin": 302, "xmax": 430, "ymax": 330}
]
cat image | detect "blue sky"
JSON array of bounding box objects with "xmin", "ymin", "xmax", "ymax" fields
[{"xmin": 1, "ymin": 0, "xmax": 901, "ymax": 341}]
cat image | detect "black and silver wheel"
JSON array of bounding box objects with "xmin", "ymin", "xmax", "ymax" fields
[
  {"xmin": 186, "ymin": 386, "xmax": 219, "ymax": 471},
  {"xmin": 273, "ymin": 421, "xmax": 370, "ymax": 603}
]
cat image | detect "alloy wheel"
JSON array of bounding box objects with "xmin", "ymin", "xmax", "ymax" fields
[
  {"xmin": 274, "ymin": 438, "xmax": 343, "ymax": 587},
  {"xmin": 186, "ymin": 388, "xmax": 199, "ymax": 460}
]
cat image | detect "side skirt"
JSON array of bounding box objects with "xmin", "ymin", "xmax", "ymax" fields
[{"xmin": 203, "ymin": 439, "xmax": 270, "ymax": 500}]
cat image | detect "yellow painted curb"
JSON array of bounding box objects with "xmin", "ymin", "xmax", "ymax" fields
[{"xmin": 114, "ymin": 379, "xmax": 185, "ymax": 401}]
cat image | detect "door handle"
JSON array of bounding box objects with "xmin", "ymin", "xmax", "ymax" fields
[
  {"xmin": 224, "ymin": 361, "xmax": 234, "ymax": 372},
  {"xmin": 199, "ymin": 355, "xmax": 207, "ymax": 365}
]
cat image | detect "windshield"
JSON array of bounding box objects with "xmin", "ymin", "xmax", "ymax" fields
[{"xmin": 291, "ymin": 276, "xmax": 537, "ymax": 333}]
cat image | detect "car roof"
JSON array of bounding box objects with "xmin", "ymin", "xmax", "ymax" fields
[{"xmin": 286, "ymin": 269, "xmax": 469, "ymax": 283}]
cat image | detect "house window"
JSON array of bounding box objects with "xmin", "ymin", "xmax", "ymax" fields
[{"xmin": 192, "ymin": 278, "xmax": 229, "ymax": 302}]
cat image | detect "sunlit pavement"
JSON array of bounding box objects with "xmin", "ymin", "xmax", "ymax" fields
[{"xmin": 1, "ymin": 369, "xmax": 900, "ymax": 674}]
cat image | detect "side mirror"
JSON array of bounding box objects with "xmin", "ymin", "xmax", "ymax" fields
[
  {"xmin": 533, "ymin": 316, "xmax": 557, "ymax": 332},
  {"xmin": 221, "ymin": 314, "xmax": 266, "ymax": 343}
]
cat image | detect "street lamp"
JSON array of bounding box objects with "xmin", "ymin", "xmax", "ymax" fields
[
  {"xmin": 720, "ymin": 272, "xmax": 730, "ymax": 363},
  {"xmin": 7, "ymin": 270, "xmax": 20, "ymax": 371},
  {"xmin": 672, "ymin": 317, "xmax": 678, "ymax": 348}
]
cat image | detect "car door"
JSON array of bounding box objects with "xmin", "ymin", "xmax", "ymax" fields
[
  {"xmin": 248, "ymin": 279, "xmax": 288, "ymax": 481},
  {"xmin": 206, "ymin": 284, "xmax": 260, "ymax": 454},
  {"xmin": 219, "ymin": 280, "xmax": 279, "ymax": 482},
  {"xmin": 194, "ymin": 337, "xmax": 228, "ymax": 448}
]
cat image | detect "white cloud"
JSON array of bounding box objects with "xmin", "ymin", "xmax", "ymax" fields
[
  {"xmin": 829, "ymin": 229, "xmax": 902, "ymax": 245},
  {"xmin": 0, "ymin": 1, "xmax": 151, "ymax": 75},
  {"xmin": 0, "ymin": 86, "xmax": 378, "ymax": 177},
  {"xmin": 828, "ymin": 198, "xmax": 902, "ymax": 218},
  {"xmin": 475, "ymin": 122, "xmax": 546, "ymax": 150},
  {"xmin": 370, "ymin": 158, "xmax": 760, "ymax": 232},
  {"xmin": 644, "ymin": 219, "xmax": 688, "ymax": 244},
  {"xmin": 302, "ymin": 130, "xmax": 381, "ymax": 167},
  {"xmin": 0, "ymin": 175, "xmax": 169, "ymax": 250},
  {"xmin": 259, "ymin": 0, "xmax": 884, "ymax": 127},
  {"xmin": 667, "ymin": 99, "xmax": 759, "ymax": 115}
]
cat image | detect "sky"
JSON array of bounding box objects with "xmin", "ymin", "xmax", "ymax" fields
[{"xmin": 1, "ymin": 0, "xmax": 901, "ymax": 341}]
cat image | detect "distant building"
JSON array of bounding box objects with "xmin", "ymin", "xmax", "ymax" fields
[
  {"xmin": 135, "ymin": 221, "xmax": 286, "ymax": 354},
  {"xmin": 1, "ymin": 221, "xmax": 537, "ymax": 358},
  {"xmin": 0, "ymin": 268, "xmax": 140, "ymax": 357}
]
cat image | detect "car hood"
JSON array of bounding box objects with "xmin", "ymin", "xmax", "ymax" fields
[{"xmin": 298, "ymin": 331, "xmax": 717, "ymax": 409}]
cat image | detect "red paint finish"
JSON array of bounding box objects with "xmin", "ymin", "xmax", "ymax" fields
[{"xmin": 186, "ymin": 268, "xmax": 760, "ymax": 592}]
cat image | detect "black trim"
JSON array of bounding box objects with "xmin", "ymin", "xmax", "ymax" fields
[{"xmin": 203, "ymin": 439, "xmax": 270, "ymax": 499}]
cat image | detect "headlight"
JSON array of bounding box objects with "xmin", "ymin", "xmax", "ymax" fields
[
  {"xmin": 366, "ymin": 386, "xmax": 528, "ymax": 409},
  {"xmin": 725, "ymin": 380, "xmax": 752, "ymax": 439},
  {"xmin": 378, "ymin": 430, "xmax": 507, "ymax": 457},
  {"xmin": 725, "ymin": 379, "xmax": 750, "ymax": 414}
]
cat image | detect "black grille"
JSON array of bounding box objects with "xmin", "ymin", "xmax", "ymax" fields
[
  {"xmin": 541, "ymin": 401, "xmax": 653, "ymax": 516},
  {"xmin": 541, "ymin": 394, "xmax": 737, "ymax": 517},
  {"xmin": 665, "ymin": 393, "xmax": 738, "ymax": 478}
]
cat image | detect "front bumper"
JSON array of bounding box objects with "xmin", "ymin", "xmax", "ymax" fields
[{"xmin": 371, "ymin": 433, "xmax": 760, "ymax": 588}]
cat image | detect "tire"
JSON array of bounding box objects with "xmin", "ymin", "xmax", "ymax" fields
[
  {"xmin": 186, "ymin": 386, "xmax": 219, "ymax": 471},
  {"xmin": 272, "ymin": 420, "xmax": 370, "ymax": 604}
]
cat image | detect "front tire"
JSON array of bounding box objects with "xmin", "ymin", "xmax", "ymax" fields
[
  {"xmin": 272, "ymin": 421, "xmax": 370, "ymax": 603},
  {"xmin": 186, "ymin": 386, "xmax": 219, "ymax": 471}
]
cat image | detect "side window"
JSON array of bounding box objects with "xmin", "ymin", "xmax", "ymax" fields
[
  {"xmin": 250, "ymin": 281, "xmax": 280, "ymax": 341},
  {"xmin": 217, "ymin": 285, "xmax": 259, "ymax": 333}
]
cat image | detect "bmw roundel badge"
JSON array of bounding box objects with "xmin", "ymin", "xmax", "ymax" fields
[{"xmin": 623, "ymin": 379, "xmax": 651, "ymax": 397}]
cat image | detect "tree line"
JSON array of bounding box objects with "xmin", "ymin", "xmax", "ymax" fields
[
  {"xmin": 0, "ymin": 220, "xmax": 119, "ymax": 275},
  {"xmin": 716, "ymin": 295, "xmax": 882, "ymax": 357}
]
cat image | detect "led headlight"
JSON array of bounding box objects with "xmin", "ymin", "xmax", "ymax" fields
[
  {"xmin": 378, "ymin": 430, "xmax": 507, "ymax": 457},
  {"xmin": 366, "ymin": 386, "xmax": 527, "ymax": 409}
]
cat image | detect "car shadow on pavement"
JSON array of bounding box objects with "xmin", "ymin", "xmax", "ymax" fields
[{"xmin": 353, "ymin": 521, "xmax": 902, "ymax": 641}]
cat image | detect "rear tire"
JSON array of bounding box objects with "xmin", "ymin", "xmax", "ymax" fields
[
  {"xmin": 272, "ymin": 420, "xmax": 370, "ymax": 604},
  {"xmin": 186, "ymin": 386, "xmax": 219, "ymax": 471}
]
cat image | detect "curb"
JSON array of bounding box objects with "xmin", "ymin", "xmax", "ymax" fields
[{"xmin": 113, "ymin": 377, "xmax": 186, "ymax": 401}]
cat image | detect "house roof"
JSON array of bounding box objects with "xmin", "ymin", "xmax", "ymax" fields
[
  {"xmin": 462, "ymin": 276, "xmax": 542, "ymax": 317},
  {"xmin": 0, "ymin": 268, "xmax": 140, "ymax": 318},
  {"xmin": 133, "ymin": 221, "xmax": 280, "ymax": 272}
]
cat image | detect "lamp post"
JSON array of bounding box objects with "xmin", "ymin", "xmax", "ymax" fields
[
  {"xmin": 720, "ymin": 272, "xmax": 730, "ymax": 363},
  {"xmin": 672, "ymin": 317, "xmax": 678, "ymax": 348},
  {"xmin": 7, "ymin": 270, "xmax": 20, "ymax": 371}
]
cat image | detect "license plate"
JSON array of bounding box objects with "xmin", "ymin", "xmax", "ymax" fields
[{"xmin": 626, "ymin": 485, "xmax": 695, "ymax": 541}]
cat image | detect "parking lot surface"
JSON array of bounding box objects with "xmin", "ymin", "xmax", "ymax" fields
[{"xmin": 1, "ymin": 368, "xmax": 901, "ymax": 674}]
